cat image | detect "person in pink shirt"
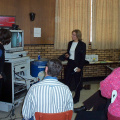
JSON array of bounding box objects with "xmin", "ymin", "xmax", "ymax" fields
[{"xmin": 100, "ymin": 67, "xmax": 120, "ymax": 120}]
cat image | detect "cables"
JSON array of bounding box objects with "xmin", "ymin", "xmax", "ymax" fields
[
  {"xmin": 0, "ymin": 110, "xmax": 12, "ymax": 120},
  {"xmin": 14, "ymin": 70, "xmax": 27, "ymax": 84},
  {"xmin": 0, "ymin": 105, "xmax": 23, "ymax": 120},
  {"xmin": 0, "ymin": 106, "xmax": 14, "ymax": 120},
  {"xmin": 15, "ymin": 72, "xmax": 27, "ymax": 84},
  {"xmin": 14, "ymin": 70, "xmax": 34, "ymax": 84}
]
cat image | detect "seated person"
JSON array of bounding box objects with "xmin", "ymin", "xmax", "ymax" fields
[
  {"xmin": 75, "ymin": 67, "xmax": 120, "ymax": 120},
  {"xmin": 22, "ymin": 59, "xmax": 73, "ymax": 120},
  {"xmin": 100, "ymin": 67, "xmax": 120, "ymax": 120}
]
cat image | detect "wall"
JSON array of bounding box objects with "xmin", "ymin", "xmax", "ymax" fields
[
  {"xmin": 0, "ymin": 0, "xmax": 120, "ymax": 78},
  {"xmin": 0, "ymin": 0, "xmax": 55, "ymax": 44},
  {"xmin": 24, "ymin": 44, "xmax": 120, "ymax": 78}
]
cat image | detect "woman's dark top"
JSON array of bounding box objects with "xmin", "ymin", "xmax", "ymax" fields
[{"xmin": 67, "ymin": 40, "xmax": 86, "ymax": 70}]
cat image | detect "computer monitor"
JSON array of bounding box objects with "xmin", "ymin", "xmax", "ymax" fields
[{"xmin": 4, "ymin": 30, "xmax": 24, "ymax": 52}]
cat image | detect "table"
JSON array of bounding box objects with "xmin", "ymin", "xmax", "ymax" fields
[{"xmin": 61, "ymin": 61, "xmax": 120, "ymax": 80}]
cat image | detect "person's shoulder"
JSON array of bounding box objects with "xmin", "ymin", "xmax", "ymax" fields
[
  {"xmin": 114, "ymin": 67, "xmax": 120, "ymax": 71},
  {"xmin": 68, "ymin": 41, "xmax": 73, "ymax": 47},
  {"xmin": 29, "ymin": 82, "xmax": 41, "ymax": 90},
  {"xmin": 57, "ymin": 81, "xmax": 71, "ymax": 91},
  {"xmin": 79, "ymin": 40, "xmax": 86, "ymax": 45},
  {"xmin": 78, "ymin": 40, "xmax": 86, "ymax": 48},
  {"xmin": 112, "ymin": 67, "xmax": 120, "ymax": 75},
  {"xmin": 68, "ymin": 40, "xmax": 73, "ymax": 44}
]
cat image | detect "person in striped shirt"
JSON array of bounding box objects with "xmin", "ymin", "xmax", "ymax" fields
[{"xmin": 22, "ymin": 59, "xmax": 73, "ymax": 120}]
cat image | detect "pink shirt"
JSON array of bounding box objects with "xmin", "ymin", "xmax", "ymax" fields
[{"xmin": 100, "ymin": 67, "xmax": 120, "ymax": 117}]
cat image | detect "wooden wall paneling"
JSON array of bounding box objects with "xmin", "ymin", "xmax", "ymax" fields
[
  {"xmin": 0, "ymin": 0, "xmax": 55, "ymax": 45},
  {"xmin": 44, "ymin": 0, "xmax": 55, "ymax": 44},
  {"xmin": 29, "ymin": 0, "xmax": 41, "ymax": 44},
  {"xmin": 15, "ymin": 0, "xmax": 31, "ymax": 44},
  {"xmin": 29, "ymin": 0, "xmax": 55, "ymax": 44},
  {"xmin": 0, "ymin": 0, "xmax": 16, "ymax": 16}
]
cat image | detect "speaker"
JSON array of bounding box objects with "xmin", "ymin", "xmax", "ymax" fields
[{"xmin": 29, "ymin": 12, "xmax": 35, "ymax": 21}]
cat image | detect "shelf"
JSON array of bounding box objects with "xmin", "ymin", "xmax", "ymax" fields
[{"xmin": 14, "ymin": 89, "xmax": 27, "ymax": 101}]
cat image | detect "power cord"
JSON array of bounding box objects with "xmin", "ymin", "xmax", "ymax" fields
[
  {"xmin": 10, "ymin": 116, "xmax": 23, "ymax": 120},
  {"xmin": 14, "ymin": 70, "xmax": 34, "ymax": 83},
  {"xmin": 0, "ymin": 111, "xmax": 11, "ymax": 120},
  {"xmin": 0, "ymin": 106, "xmax": 14, "ymax": 120},
  {"xmin": 14, "ymin": 73, "xmax": 27, "ymax": 84},
  {"xmin": 0, "ymin": 105, "xmax": 23, "ymax": 120}
]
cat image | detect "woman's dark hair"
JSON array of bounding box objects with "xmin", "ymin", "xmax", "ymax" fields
[
  {"xmin": 47, "ymin": 59, "xmax": 63, "ymax": 77},
  {"xmin": 72, "ymin": 29, "xmax": 82, "ymax": 41},
  {"xmin": 0, "ymin": 28, "xmax": 11, "ymax": 45}
]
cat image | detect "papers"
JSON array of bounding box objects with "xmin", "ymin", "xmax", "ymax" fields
[{"xmin": 34, "ymin": 28, "xmax": 41, "ymax": 37}]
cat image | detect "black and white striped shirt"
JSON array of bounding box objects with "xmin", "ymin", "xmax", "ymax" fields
[{"xmin": 22, "ymin": 76, "xmax": 73, "ymax": 120}]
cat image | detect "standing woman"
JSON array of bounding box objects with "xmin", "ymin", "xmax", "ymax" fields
[
  {"xmin": 0, "ymin": 29, "xmax": 11, "ymax": 100},
  {"xmin": 65, "ymin": 29, "xmax": 86, "ymax": 104}
]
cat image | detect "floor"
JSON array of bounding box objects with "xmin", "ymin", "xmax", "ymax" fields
[{"xmin": 0, "ymin": 81, "xmax": 100, "ymax": 120}]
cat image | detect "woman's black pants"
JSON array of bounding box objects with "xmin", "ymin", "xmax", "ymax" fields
[
  {"xmin": 75, "ymin": 90, "xmax": 111, "ymax": 120},
  {"xmin": 65, "ymin": 59, "xmax": 83, "ymax": 101}
]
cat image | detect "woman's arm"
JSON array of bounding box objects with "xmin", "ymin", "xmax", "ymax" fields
[{"xmin": 78, "ymin": 43, "xmax": 86, "ymax": 70}]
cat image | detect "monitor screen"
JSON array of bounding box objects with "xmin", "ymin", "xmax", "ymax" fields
[
  {"xmin": 4, "ymin": 30, "xmax": 24, "ymax": 52},
  {"xmin": 11, "ymin": 32, "xmax": 22, "ymax": 48}
]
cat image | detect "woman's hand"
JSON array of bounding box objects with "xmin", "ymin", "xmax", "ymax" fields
[
  {"xmin": 0, "ymin": 74, "xmax": 3, "ymax": 79},
  {"xmin": 65, "ymin": 53, "xmax": 69, "ymax": 58},
  {"xmin": 76, "ymin": 68, "xmax": 81, "ymax": 72}
]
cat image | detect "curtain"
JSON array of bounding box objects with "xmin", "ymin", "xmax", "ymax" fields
[
  {"xmin": 92, "ymin": 0, "xmax": 120, "ymax": 49},
  {"xmin": 54, "ymin": 0, "xmax": 90, "ymax": 49}
]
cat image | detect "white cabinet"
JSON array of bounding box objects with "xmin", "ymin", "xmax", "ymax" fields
[{"xmin": 0, "ymin": 57, "xmax": 35, "ymax": 112}]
